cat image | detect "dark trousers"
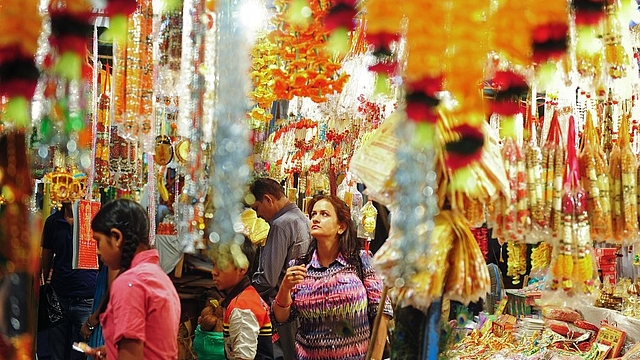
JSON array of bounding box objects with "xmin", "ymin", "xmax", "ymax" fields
[
  {"xmin": 274, "ymin": 321, "xmax": 297, "ymax": 360},
  {"xmin": 47, "ymin": 296, "xmax": 93, "ymax": 360}
]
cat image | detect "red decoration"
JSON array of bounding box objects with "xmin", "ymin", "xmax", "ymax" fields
[
  {"xmin": 532, "ymin": 23, "xmax": 568, "ymax": 63},
  {"xmin": 443, "ymin": 124, "xmax": 485, "ymax": 171},
  {"xmin": 105, "ymin": 0, "xmax": 138, "ymax": 16},
  {"xmin": 324, "ymin": 2, "xmax": 358, "ymax": 32},
  {"xmin": 574, "ymin": 0, "xmax": 606, "ymax": 26}
]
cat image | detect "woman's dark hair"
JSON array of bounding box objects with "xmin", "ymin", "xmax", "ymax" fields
[
  {"xmin": 298, "ymin": 195, "xmax": 363, "ymax": 275},
  {"xmin": 91, "ymin": 199, "xmax": 150, "ymax": 315},
  {"xmin": 91, "ymin": 198, "xmax": 150, "ymax": 273}
]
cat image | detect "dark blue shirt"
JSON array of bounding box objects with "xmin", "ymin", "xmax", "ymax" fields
[{"xmin": 42, "ymin": 209, "xmax": 97, "ymax": 298}]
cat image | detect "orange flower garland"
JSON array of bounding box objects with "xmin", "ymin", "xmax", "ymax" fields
[
  {"xmin": 491, "ymin": 0, "xmax": 535, "ymax": 67},
  {"xmin": 0, "ymin": 0, "xmax": 42, "ymax": 128},
  {"xmin": 0, "ymin": 0, "xmax": 42, "ymax": 65},
  {"xmin": 443, "ymin": 0, "xmax": 491, "ymax": 127},
  {"xmin": 268, "ymin": 0, "xmax": 350, "ymax": 103}
]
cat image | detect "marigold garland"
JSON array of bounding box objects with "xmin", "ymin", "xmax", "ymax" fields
[
  {"xmin": 268, "ymin": 0, "xmax": 350, "ymax": 103},
  {"xmin": 0, "ymin": 0, "xmax": 42, "ymax": 120},
  {"xmin": 0, "ymin": 0, "xmax": 42, "ymax": 65},
  {"xmin": 491, "ymin": 0, "xmax": 535, "ymax": 66}
]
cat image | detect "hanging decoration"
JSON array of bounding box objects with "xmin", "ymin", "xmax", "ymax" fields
[
  {"xmin": 207, "ymin": 0, "xmax": 253, "ymax": 252},
  {"xmin": 249, "ymin": 36, "xmax": 278, "ymax": 123},
  {"xmin": 176, "ymin": 0, "xmax": 211, "ymax": 252},
  {"xmin": 0, "ymin": 0, "xmax": 42, "ymax": 130},
  {"xmin": 121, "ymin": 0, "xmax": 154, "ymax": 147},
  {"xmin": 37, "ymin": 0, "xmax": 94, "ymax": 149},
  {"xmin": 94, "ymin": 66, "xmax": 112, "ymax": 188},
  {"xmin": 267, "ymin": 0, "xmax": 350, "ymax": 103},
  {"xmin": 545, "ymin": 115, "xmax": 599, "ymax": 303},
  {"xmin": 0, "ymin": 132, "xmax": 40, "ymax": 360},
  {"xmin": 0, "ymin": 2, "xmax": 43, "ymax": 355}
]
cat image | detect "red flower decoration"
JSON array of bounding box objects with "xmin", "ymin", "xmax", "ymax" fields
[
  {"xmin": 49, "ymin": 35, "xmax": 89, "ymax": 55},
  {"xmin": 324, "ymin": 3, "xmax": 357, "ymax": 32},
  {"xmin": 0, "ymin": 58, "xmax": 39, "ymax": 99},
  {"xmin": 444, "ymin": 124, "xmax": 485, "ymax": 171},
  {"xmin": 532, "ymin": 23, "xmax": 568, "ymax": 63},
  {"xmin": 406, "ymin": 76, "xmax": 443, "ymax": 98},
  {"xmin": 368, "ymin": 62, "xmax": 397, "ymax": 75},
  {"xmin": 490, "ymin": 70, "xmax": 528, "ymax": 115},
  {"xmin": 405, "ymin": 94, "xmax": 439, "ymax": 123},
  {"xmin": 105, "ymin": 0, "xmax": 138, "ymax": 16},
  {"xmin": 366, "ymin": 32, "xmax": 400, "ymax": 49},
  {"xmin": 574, "ymin": 0, "xmax": 606, "ymax": 26}
]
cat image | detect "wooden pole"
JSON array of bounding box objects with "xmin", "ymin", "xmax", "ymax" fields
[{"xmin": 366, "ymin": 285, "xmax": 389, "ymax": 360}]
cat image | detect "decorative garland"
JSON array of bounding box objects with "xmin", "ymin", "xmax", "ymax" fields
[
  {"xmin": 267, "ymin": 0, "xmax": 350, "ymax": 102},
  {"xmin": 0, "ymin": 0, "xmax": 42, "ymax": 128}
]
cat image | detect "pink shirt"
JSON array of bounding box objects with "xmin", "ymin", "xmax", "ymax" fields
[{"xmin": 100, "ymin": 249, "xmax": 180, "ymax": 360}]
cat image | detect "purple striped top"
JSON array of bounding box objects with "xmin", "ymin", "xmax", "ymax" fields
[{"xmin": 282, "ymin": 250, "xmax": 393, "ymax": 360}]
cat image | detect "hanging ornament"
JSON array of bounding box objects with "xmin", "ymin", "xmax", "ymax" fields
[{"xmin": 207, "ymin": 0, "xmax": 253, "ymax": 255}]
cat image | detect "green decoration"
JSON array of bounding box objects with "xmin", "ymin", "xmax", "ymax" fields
[
  {"xmin": 326, "ymin": 27, "xmax": 350, "ymax": 56},
  {"xmin": 374, "ymin": 73, "xmax": 392, "ymax": 96},
  {"xmin": 285, "ymin": 0, "xmax": 312, "ymax": 28},
  {"xmin": 5, "ymin": 97, "xmax": 31, "ymax": 129},
  {"xmin": 39, "ymin": 116, "xmax": 53, "ymax": 142}
]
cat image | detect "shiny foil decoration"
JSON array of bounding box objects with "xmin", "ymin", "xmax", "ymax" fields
[
  {"xmin": 176, "ymin": 0, "xmax": 211, "ymax": 253},
  {"xmin": 207, "ymin": 0, "xmax": 253, "ymax": 249},
  {"xmin": 373, "ymin": 118, "xmax": 440, "ymax": 310}
]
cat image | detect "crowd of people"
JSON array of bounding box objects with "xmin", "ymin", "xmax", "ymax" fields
[{"xmin": 39, "ymin": 177, "xmax": 393, "ymax": 360}]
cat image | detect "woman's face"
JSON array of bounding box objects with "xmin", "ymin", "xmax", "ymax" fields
[
  {"xmin": 310, "ymin": 199, "xmax": 345, "ymax": 242},
  {"xmin": 93, "ymin": 230, "xmax": 122, "ymax": 270}
]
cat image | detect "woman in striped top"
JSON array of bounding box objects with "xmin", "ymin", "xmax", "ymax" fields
[{"xmin": 272, "ymin": 195, "xmax": 393, "ymax": 360}]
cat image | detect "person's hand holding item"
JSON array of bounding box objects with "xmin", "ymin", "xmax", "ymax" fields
[
  {"xmin": 273, "ymin": 264, "xmax": 306, "ymax": 323},
  {"xmin": 281, "ymin": 265, "xmax": 306, "ymax": 291},
  {"xmin": 82, "ymin": 344, "xmax": 106, "ymax": 359}
]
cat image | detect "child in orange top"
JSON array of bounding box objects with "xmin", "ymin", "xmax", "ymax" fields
[{"xmin": 212, "ymin": 236, "xmax": 274, "ymax": 360}]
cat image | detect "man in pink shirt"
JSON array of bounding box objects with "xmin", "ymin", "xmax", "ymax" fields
[{"xmin": 86, "ymin": 199, "xmax": 180, "ymax": 359}]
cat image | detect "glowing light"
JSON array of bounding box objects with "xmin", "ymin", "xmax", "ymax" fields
[{"xmin": 238, "ymin": 0, "xmax": 269, "ymax": 36}]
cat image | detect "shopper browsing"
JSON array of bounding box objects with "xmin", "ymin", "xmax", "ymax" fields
[
  {"xmin": 85, "ymin": 199, "xmax": 180, "ymax": 360},
  {"xmin": 272, "ymin": 195, "xmax": 393, "ymax": 360},
  {"xmin": 211, "ymin": 235, "xmax": 274, "ymax": 359},
  {"xmin": 41, "ymin": 201, "xmax": 98, "ymax": 360}
]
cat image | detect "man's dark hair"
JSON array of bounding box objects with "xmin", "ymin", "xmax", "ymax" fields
[{"xmin": 249, "ymin": 178, "xmax": 286, "ymax": 201}]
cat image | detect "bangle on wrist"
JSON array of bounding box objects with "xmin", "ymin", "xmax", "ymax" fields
[
  {"xmin": 86, "ymin": 320, "xmax": 98, "ymax": 331},
  {"xmin": 274, "ymin": 297, "xmax": 291, "ymax": 308}
]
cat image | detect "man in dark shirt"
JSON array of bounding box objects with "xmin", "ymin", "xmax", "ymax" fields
[
  {"xmin": 250, "ymin": 178, "xmax": 311, "ymax": 360},
  {"xmin": 41, "ymin": 201, "xmax": 97, "ymax": 360}
]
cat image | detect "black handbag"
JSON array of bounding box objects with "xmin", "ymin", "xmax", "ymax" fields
[{"xmin": 38, "ymin": 283, "xmax": 64, "ymax": 331}]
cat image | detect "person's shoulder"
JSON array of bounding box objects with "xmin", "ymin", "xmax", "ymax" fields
[{"xmin": 234, "ymin": 286, "xmax": 269, "ymax": 309}]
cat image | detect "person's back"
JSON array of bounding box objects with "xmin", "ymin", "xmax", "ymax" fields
[
  {"xmin": 41, "ymin": 202, "xmax": 97, "ymax": 360},
  {"xmin": 103, "ymin": 251, "xmax": 180, "ymax": 359},
  {"xmin": 43, "ymin": 208, "xmax": 98, "ymax": 298},
  {"xmin": 223, "ymin": 285, "xmax": 274, "ymax": 360},
  {"xmin": 88, "ymin": 199, "xmax": 181, "ymax": 360}
]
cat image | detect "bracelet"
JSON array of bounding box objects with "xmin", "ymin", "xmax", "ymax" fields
[
  {"xmin": 274, "ymin": 297, "xmax": 292, "ymax": 308},
  {"xmin": 86, "ymin": 320, "xmax": 98, "ymax": 331}
]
